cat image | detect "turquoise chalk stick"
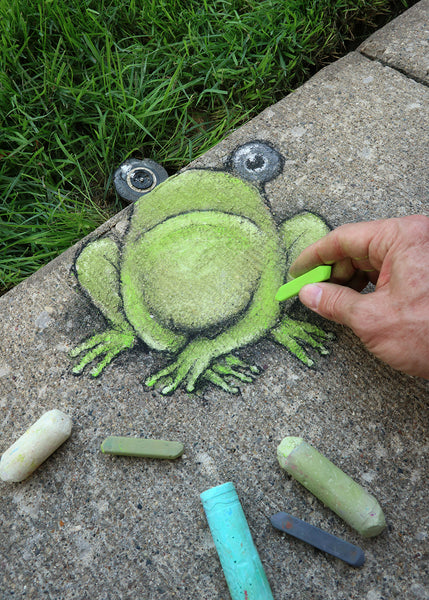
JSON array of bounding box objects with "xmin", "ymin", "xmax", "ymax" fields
[
  {"xmin": 200, "ymin": 482, "xmax": 274, "ymax": 600},
  {"xmin": 100, "ymin": 436, "xmax": 184, "ymax": 459},
  {"xmin": 275, "ymin": 265, "xmax": 332, "ymax": 301}
]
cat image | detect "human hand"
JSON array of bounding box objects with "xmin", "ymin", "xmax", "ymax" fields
[{"xmin": 289, "ymin": 215, "xmax": 429, "ymax": 379}]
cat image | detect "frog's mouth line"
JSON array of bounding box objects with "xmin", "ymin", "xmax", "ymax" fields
[
  {"xmin": 132, "ymin": 209, "xmax": 262, "ymax": 245},
  {"xmin": 151, "ymin": 291, "xmax": 263, "ymax": 340}
]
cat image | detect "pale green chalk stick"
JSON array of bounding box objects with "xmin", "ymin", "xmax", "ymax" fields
[
  {"xmin": 277, "ymin": 437, "xmax": 386, "ymax": 537},
  {"xmin": 100, "ymin": 436, "xmax": 184, "ymax": 459}
]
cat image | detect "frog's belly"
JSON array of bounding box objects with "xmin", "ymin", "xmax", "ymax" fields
[{"xmin": 135, "ymin": 211, "xmax": 267, "ymax": 332}]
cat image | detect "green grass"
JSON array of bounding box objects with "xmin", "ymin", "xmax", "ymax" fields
[{"xmin": 0, "ymin": 0, "xmax": 413, "ymax": 294}]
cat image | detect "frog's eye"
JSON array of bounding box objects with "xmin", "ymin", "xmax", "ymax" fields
[
  {"xmin": 114, "ymin": 158, "xmax": 168, "ymax": 203},
  {"xmin": 229, "ymin": 141, "xmax": 283, "ymax": 184}
]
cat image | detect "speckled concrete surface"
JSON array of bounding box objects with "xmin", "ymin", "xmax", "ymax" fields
[
  {"xmin": 359, "ymin": 0, "xmax": 429, "ymax": 85},
  {"xmin": 1, "ymin": 12, "xmax": 428, "ymax": 600}
]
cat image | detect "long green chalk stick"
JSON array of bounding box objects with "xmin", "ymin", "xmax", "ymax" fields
[
  {"xmin": 277, "ymin": 437, "xmax": 386, "ymax": 537},
  {"xmin": 275, "ymin": 265, "xmax": 331, "ymax": 301},
  {"xmin": 101, "ymin": 436, "xmax": 184, "ymax": 459}
]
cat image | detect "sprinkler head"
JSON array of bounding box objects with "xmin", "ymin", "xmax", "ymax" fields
[{"xmin": 114, "ymin": 158, "xmax": 168, "ymax": 202}]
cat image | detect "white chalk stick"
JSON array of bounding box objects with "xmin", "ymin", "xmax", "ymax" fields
[{"xmin": 0, "ymin": 409, "xmax": 72, "ymax": 482}]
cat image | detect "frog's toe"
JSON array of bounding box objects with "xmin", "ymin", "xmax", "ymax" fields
[
  {"xmin": 71, "ymin": 341, "xmax": 107, "ymax": 375},
  {"xmin": 146, "ymin": 378, "xmax": 176, "ymax": 396},
  {"xmin": 146, "ymin": 363, "xmax": 178, "ymax": 393},
  {"xmin": 224, "ymin": 354, "xmax": 259, "ymax": 376},
  {"xmin": 203, "ymin": 369, "xmax": 240, "ymax": 394},
  {"xmin": 69, "ymin": 347, "xmax": 82, "ymax": 359},
  {"xmin": 72, "ymin": 362, "xmax": 86, "ymax": 375},
  {"xmin": 212, "ymin": 363, "xmax": 253, "ymax": 383},
  {"xmin": 69, "ymin": 333, "xmax": 106, "ymax": 359},
  {"xmin": 89, "ymin": 351, "xmax": 118, "ymax": 377},
  {"xmin": 283, "ymin": 338, "xmax": 314, "ymax": 366},
  {"xmin": 146, "ymin": 370, "xmax": 186, "ymax": 395},
  {"xmin": 145, "ymin": 374, "xmax": 157, "ymax": 388},
  {"xmin": 162, "ymin": 378, "xmax": 183, "ymax": 395},
  {"xmin": 146, "ymin": 374, "xmax": 160, "ymax": 388}
]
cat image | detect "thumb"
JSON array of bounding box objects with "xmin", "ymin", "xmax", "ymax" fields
[{"xmin": 299, "ymin": 283, "xmax": 365, "ymax": 329}]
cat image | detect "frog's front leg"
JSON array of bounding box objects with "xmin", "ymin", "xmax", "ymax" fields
[
  {"xmin": 273, "ymin": 212, "xmax": 333, "ymax": 366},
  {"xmin": 70, "ymin": 238, "xmax": 136, "ymax": 376},
  {"xmin": 280, "ymin": 212, "xmax": 330, "ymax": 275}
]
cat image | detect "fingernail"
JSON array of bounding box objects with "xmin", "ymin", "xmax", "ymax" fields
[
  {"xmin": 300, "ymin": 284, "xmax": 322, "ymax": 310},
  {"xmin": 289, "ymin": 262, "xmax": 298, "ymax": 278}
]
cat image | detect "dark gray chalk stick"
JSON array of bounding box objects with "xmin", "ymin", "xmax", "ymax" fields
[{"xmin": 270, "ymin": 512, "xmax": 365, "ymax": 567}]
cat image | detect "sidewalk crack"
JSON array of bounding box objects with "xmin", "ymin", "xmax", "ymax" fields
[{"xmin": 358, "ymin": 50, "xmax": 429, "ymax": 88}]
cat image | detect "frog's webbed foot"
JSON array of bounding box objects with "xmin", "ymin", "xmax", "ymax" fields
[
  {"xmin": 269, "ymin": 317, "xmax": 333, "ymax": 367},
  {"xmin": 70, "ymin": 329, "xmax": 136, "ymax": 377},
  {"xmin": 146, "ymin": 342, "xmax": 259, "ymax": 395}
]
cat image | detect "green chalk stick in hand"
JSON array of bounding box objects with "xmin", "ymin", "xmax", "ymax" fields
[
  {"xmin": 101, "ymin": 436, "xmax": 184, "ymax": 459},
  {"xmin": 277, "ymin": 437, "xmax": 386, "ymax": 537},
  {"xmin": 275, "ymin": 265, "xmax": 332, "ymax": 301}
]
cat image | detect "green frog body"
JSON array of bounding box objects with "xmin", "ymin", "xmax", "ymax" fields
[{"xmin": 71, "ymin": 144, "xmax": 330, "ymax": 393}]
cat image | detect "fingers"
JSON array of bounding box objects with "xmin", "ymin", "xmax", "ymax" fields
[
  {"xmin": 329, "ymin": 257, "xmax": 377, "ymax": 289},
  {"xmin": 290, "ymin": 219, "xmax": 393, "ymax": 277},
  {"xmin": 293, "ymin": 216, "xmax": 429, "ymax": 379},
  {"xmin": 298, "ymin": 283, "xmax": 366, "ymax": 331}
]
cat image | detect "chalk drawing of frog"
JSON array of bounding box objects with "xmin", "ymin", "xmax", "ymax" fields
[{"xmin": 70, "ymin": 141, "xmax": 331, "ymax": 394}]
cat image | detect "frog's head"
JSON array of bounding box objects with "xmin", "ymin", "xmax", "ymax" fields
[{"xmin": 225, "ymin": 140, "xmax": 284, "ymax": 203}]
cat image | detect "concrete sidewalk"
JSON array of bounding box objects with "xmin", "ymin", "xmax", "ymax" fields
[{"xmin": 1, "ymin": 2, "xmax": 428, "ymax": 599}]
